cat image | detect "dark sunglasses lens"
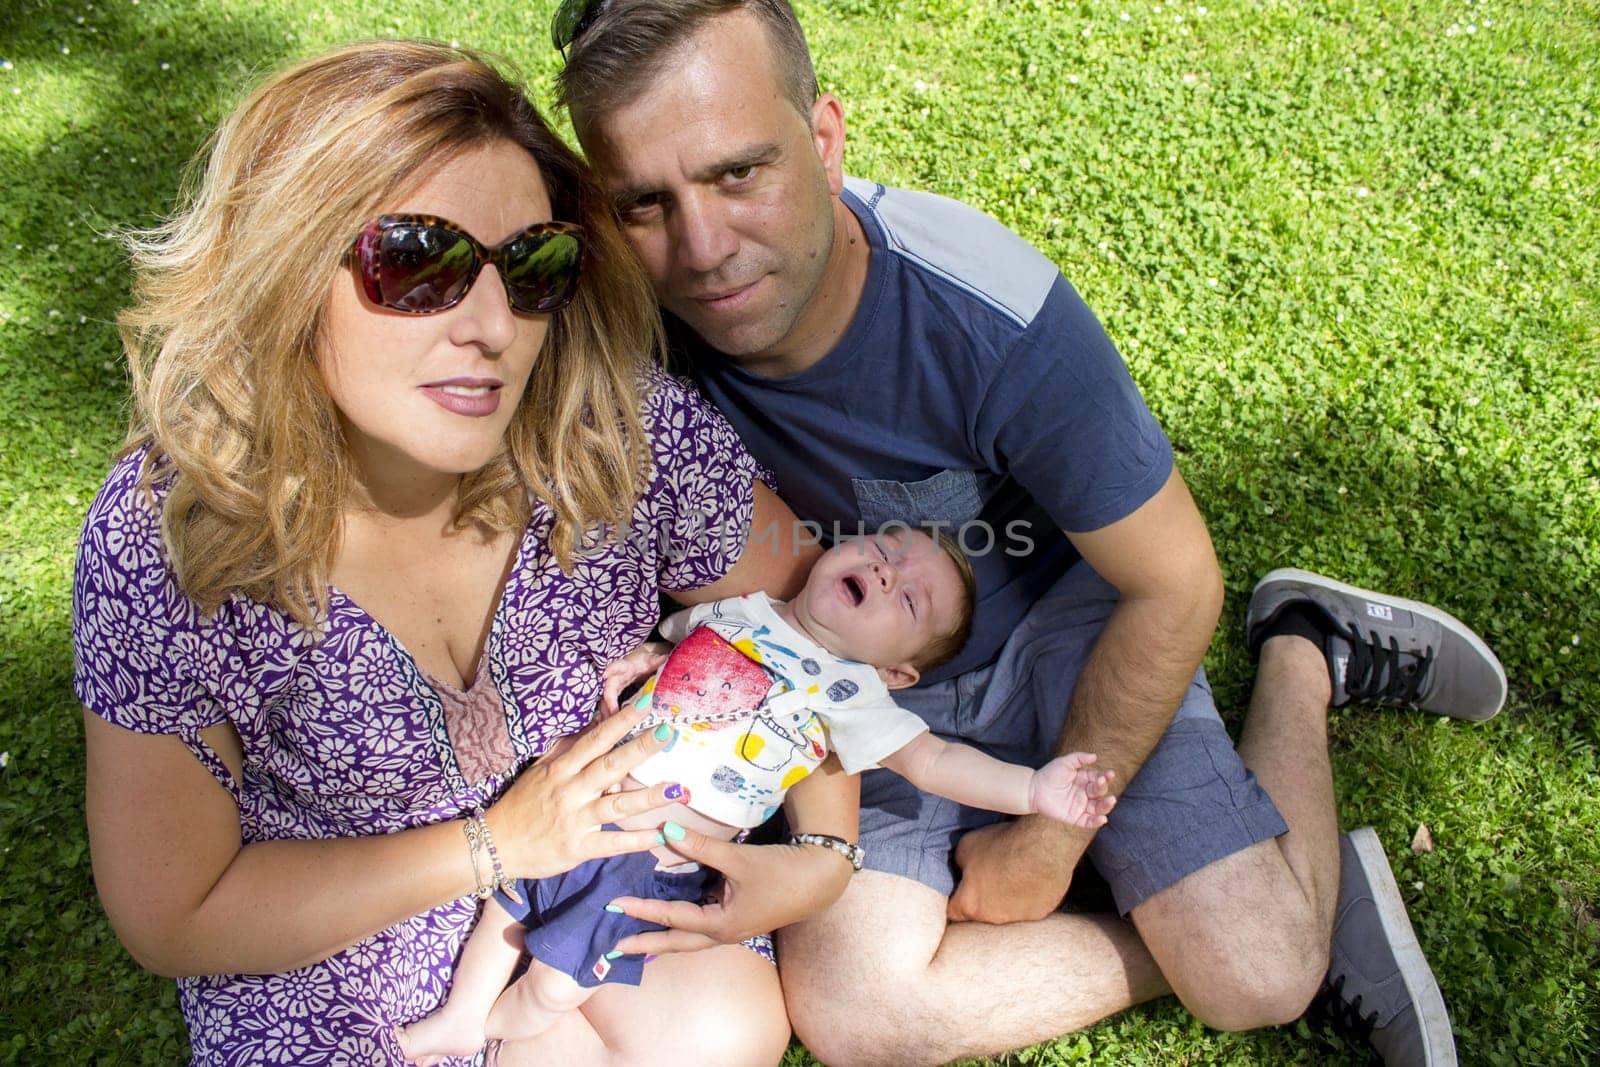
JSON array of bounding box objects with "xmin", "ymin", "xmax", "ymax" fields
[
  {"xmin": 500, "ymin": 232, "xmax": 583, "ymax": 313},
  {"xmin": 374, "ymin": 224, "xmax": 476, "ymax": 312},
  {"xmin": 551, "ymin": 0, "xmax": 597, "ymax": 52}
]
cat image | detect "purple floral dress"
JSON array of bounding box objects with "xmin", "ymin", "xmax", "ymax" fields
[{"xmin": 72, "ymin": 372, "xmax": 764, "ymax": 1066}]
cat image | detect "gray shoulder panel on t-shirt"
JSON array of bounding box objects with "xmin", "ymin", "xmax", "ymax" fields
[{"xmin": 843, "ymin": 176, "xmax": 1057, "ymax": 329}]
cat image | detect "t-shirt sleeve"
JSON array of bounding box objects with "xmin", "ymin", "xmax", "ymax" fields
[
  {"xmin": 72, "ymin": 455, "xmax": 230, "ymax": 738},
  {"xmin": 657, "ymin": 601, "xmax": 718, "ymax": 644},
  {"xmin": 636, "ymin": 369, "xmax": 768, "ymax": 591},
  {"xmin": 974, "ymin": 276, "xmax": 1174, "ymax": 533},
  {"xmin": 817, "ymin": 693, "xmax": 930, "ymax": 775}
]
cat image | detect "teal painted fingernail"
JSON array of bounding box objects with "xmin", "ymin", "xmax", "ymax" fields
[
  {"xmin": 663, "ymin": 821, "xmax": 686, "ymax": 841},
  {"xmin": 605, "ymin": 904, "xmax": 625, "ymax": 914},
  {"xmin": 654, "ymin": 832, "xmax": 666, "ymax": 845},
  {"xmin": 653, "ymin": 722, "xmax": 673, "ymax": 741},
  {"xmin": 606, "ymin": 949, "xmax": 624, "ymax": 959}
]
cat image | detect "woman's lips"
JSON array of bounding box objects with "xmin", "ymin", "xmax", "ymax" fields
[{"xmin": 419, "ymin": 379, "xmax": 502, "ymax": 417}]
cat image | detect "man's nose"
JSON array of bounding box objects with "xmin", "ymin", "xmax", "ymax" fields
[{"xmin": 670, "ymin": 193, "xmax": 739, "ymax": 274}]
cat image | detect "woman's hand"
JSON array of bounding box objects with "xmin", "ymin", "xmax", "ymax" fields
[
  {"xmin": 597, "ymin": 640, "xmax": 671, "ymax": 718},
  {"xmin": 604, "ymin": 831, "xmax": 855, "ymax": 955},
  {"xmin": 486, "ymin": 706, "xmax": 677, "ymax": 880}
]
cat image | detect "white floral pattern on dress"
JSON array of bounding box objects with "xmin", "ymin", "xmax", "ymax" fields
[{"xmin": 73, "ymin": 371, "xmax": 765, "ymax": 1066}]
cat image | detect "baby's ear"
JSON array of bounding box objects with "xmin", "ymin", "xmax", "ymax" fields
[{"xmin": 876, "ymin": 662, "xmax": 921, "ymax": 691}]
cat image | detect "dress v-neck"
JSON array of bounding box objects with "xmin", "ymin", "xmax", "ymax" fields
[{"xmin": 326, "ymin": 518, "xmax": 532, "ymax": 691}]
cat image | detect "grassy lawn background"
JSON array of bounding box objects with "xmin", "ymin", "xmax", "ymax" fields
[{"xmin": 1, "ymin": 0, "xmax": 1595, "ymax": 1063}]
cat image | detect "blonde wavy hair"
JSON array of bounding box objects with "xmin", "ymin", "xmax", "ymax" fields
[{"xmin": 119, "ymin": 39, "xmax": 662, "ymax": 629}]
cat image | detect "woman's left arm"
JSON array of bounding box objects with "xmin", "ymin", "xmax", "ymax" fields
[{"xmin": 665, "ymin": 480, "xmax": 821, "ymax": 605}]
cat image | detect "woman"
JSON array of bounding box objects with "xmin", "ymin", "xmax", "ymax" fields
[{"xmin": 74, "ymin": 40, "xmax": 852, "ymax": 1065}]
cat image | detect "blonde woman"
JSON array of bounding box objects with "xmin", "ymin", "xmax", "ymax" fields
[{"xmin": 74, "ymin": 40, "xmax": 850, "ymax": 1065}]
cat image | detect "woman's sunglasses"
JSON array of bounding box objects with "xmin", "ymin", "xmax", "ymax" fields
[
  {"xmin": 346, "ymin": 214, "xmax": 585, "ymax": 316},
  {"xmin": 551, "ymin": 0, "xmax": 605, "ymax": 58}
]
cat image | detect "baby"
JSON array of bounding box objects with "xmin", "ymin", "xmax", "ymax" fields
[{"xmin": 398, "ymin": 526, "xmax": 1115, "ymax": 1063}]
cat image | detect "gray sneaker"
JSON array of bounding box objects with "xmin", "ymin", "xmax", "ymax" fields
[
  {"xmin": 1312, "ymin": 828, "xmax": 1456, "ymax": 1066},
  {"xmin": 1246, "ymin": 568, "xmax": 1507, "ymax": 721}
]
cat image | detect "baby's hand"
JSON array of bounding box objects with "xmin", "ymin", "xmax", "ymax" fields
[
  {"xmin": 598, "ymin": 641, "xmax": 671, "ymax": 718},
  {"xmin": 1028, "ymin": 753, "xmax": 1116, "ymax": 829}
]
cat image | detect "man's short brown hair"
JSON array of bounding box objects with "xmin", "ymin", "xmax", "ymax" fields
[{"xmin": 556, "ymin": 0, "xmax": 820, "ymax": 135}]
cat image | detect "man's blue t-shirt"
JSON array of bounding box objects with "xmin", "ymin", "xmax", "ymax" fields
[{"xmin": 673, "ymin": 178, "xmax": 1174, "ymax": 684}]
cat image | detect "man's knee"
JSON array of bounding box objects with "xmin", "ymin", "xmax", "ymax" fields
[
  {"xmin": 1176, "ymin": 932, "xmax": 1327, "ymax": 1032},
  {"xmin": 787, "ymin": 981, "xmax": 941, "ymax": 1067}
]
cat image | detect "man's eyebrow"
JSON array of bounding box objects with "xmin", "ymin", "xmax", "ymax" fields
[
  {"xmin": 609, "ymin": 143, "xmax": 785, "ymax": 209},
  {"xmin": 688, "ymin": 143, "xmax": 783, "ymax": 183}
]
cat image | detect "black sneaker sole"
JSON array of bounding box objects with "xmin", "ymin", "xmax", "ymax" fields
[{"xmin": 1347, "ymin": 827, "xmax": 1457, "ymax": 1066}]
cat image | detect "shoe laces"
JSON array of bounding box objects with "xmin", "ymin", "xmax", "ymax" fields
[
  {"xmin": 1312, "ymin": 973, "xmax": 1380, "ymax": 1042},
  {"xmin": 1342, "ymin": 623, "xmax": 1432, "ymax": 705}
]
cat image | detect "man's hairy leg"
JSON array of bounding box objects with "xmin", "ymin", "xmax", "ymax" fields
[
  {"xmin": 780, "ymin": 870, "xmax": 1168, "ymax": 1067},
  {"xmin": 1128, "ymin": 634, "xmax": 1340, "ymax": 1030}
]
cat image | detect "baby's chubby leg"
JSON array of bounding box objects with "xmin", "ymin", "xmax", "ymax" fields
[
  {"xmin": 484, "ymin": 956, "xmax": 597, "ymax": 1043},
  {"xmin": 395, "ymin": 897, "xmax": 525, "ymax": 1064}
]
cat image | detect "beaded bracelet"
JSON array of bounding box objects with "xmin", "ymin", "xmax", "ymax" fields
[{"xmin": 464, "ymin": 809, "xmax": 521, "ymax": 903}]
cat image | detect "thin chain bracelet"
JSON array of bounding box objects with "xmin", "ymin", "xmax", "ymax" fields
[{"xmin": 461, "ymin": 815, "xmax": 495, "ymax": 899}]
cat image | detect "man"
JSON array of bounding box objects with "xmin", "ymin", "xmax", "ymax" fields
[{"xmin": 553, "ymin": 2, "xmax": 1508, "ymax": 1063}]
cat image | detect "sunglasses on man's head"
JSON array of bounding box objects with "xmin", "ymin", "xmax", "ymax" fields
[
  {"xmin": 551, "ymin": 0, "xmax": 606, "ymax": 58},
  {"xmin": 346, "ymin": 214, "xmax": 585, "ymax": 315}
]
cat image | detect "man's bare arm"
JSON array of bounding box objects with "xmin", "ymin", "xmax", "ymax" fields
[{"xmin": 948, "ymin": 466, "xmax": 1223, "ymax": 923}]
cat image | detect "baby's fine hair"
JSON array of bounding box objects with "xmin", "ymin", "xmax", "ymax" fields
[{"xmin": 912, "ymin": 525, "xmax": 977, "ymax": 672}]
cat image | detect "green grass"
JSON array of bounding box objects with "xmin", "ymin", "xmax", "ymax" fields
[{"xmin": 2, "ymin": 0, "xmax": 1596, "ymax": 1062}]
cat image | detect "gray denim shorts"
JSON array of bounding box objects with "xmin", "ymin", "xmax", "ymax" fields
[{"xmin": 862, "ymin": 561, "xmax": 1288, "ymax": 915}]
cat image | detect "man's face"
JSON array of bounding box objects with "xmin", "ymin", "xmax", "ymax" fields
[{"xmin": 581, "ymin": 11, "xmax": 842, "ymax": 364}]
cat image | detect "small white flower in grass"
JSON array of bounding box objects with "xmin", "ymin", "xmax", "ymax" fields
[
  {"xmin": 1197, "ymin": 5, "xmax": 1207, "ymax": 13},
  {"xmin": 61, "ymin": 45, "xmax": 70, "ymax": 55},
  {"xmin": 1082, "ymin": 26, "xmax": 1092, "ymax": 37},
  {"xmin": 1121, "ymin": 12, "xmax": 1131, "ymax": 21},
  {"xmin": 1067, "ymin": 73, "xmax": 1080, "ymax": 84},
  {"xmin": 1338, "ymin": 486, "xmax": 1348, "ymax": 495},
  {"xmin": 1207, "ymin": 277, "xmax": 1218, "ymax": 287},
  {"xmin": 1456, "ymin": 445, "xmax": 1469, "ymax": 456},
  {"xmin": 1356, "ymin": 186, "xmax": 1371, "ymax": 197},
  {"xmin": 1574, "ymin": 635, "xmax": 1582, "ymax": 646},
  {"xmin": 48, "ymin": 308, "xmax": 61, "ymax": 318},
  {"xmin": 1, "ymin": 60, "xmax": 13, "ymax": 70},
  {"xmin": 160, "ymin": 61, "xmax": 170, "ymax": 70},
  {"xmin": 0, "ymin": 752, "xmax": 9, "ymax": 769}
]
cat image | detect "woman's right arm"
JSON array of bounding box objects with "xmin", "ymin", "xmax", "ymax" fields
[{"xmin": 84, "ymin": 707, "xmax": 674, "ymax": 977}]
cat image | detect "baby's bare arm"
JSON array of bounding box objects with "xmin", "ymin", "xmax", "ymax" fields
[{"xmin": 880, "ymin": 733, "xmax": 1034, "ymax": 815}]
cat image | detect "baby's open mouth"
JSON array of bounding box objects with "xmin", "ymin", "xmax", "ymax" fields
[{"xmin": 843, "ymin": 575, "xmax": 866, "ymax": 605}]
